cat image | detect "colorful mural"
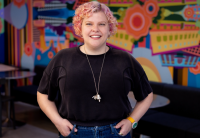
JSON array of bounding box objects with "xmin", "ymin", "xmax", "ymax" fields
[
  {"xmin": 0, "ymin": 0, "xmax": 5, "ymax": 63},
  {"xmin": 105, "ymin": 0, "xmax": 200, "ymax": 87},
  {"xmin": 1, "ymin": 0, "xmax": 200, "ymax": 88},
  {"xmin": 0, "ymin": 0, "xmax": 4, "ymax": 34}
]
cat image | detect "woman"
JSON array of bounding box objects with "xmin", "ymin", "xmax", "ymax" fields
[{"xmin": 37, "ymin": 1, "xmax": 153, "ymax": 138}]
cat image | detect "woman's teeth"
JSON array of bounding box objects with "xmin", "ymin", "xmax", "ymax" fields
[{"xmin": 91, "ymin": 36, "xmax": 101, "ymax": 38}]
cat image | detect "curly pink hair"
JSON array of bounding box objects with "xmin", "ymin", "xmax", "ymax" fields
[{"xmin": 73, "ymin": 1, "xmax": 118, "ymax": 37}]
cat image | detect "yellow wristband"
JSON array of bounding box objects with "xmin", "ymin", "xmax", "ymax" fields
[{"xmin": 126, "ymin": 117, "xmax": 135, "ymax": 123}]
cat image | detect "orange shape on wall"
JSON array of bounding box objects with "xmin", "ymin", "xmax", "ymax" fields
[
  {"xmin": 24, "ymin": 43, "xmax": 33, "ymax": 56},
  {"xmin": 189, "ymin": 62, "xmax": 200, "ymax": 75},
  {"xmin": 33, "ymin": 20, "xmax": 45, "ymax": 27},
  {"xmin": 124, "ymin": 4, "xmax": 152, "ymax": 40},
  {"xmin": 37, "ymin": 55, "xmax": 41, "ymax": 60},
  {"xmin": 184, "ymin": 7, "xmax": 194, "ymax": 19},
  {"xmin": 143, "ymin": 0, "xmax": 159, "ymax": 18},
  {"xmin": 34, "ymin": 42, "xmax": 40, "ymax": 49},
  {"xmin": 13, "ymin": 0, "xmax": 25, "ymax": 8},
  {"xmin": 48, "ymin": 51, "xmax": 54, "ymax": 59},
  {"xmin": 33, "ymin": 1, "xmax": 45, "ymax": 8}
]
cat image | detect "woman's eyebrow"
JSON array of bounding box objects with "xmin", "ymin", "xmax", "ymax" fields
[
  {"xmin": 84, "ymin": 21, "xmax": 107, "ymax": 23},
  {"xmin": 99, "ymin": 21, "xmax": 107, "ymax": 23}
]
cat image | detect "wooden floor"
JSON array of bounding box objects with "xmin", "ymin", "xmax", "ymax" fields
[{"xmin": 1, "ymin": 101, "xmax": 58, "ymax": 138}]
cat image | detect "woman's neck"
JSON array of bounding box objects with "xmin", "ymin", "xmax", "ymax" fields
[{"xmin": 80, "ymin": 45, "xmax": 109, "ymax": 55}]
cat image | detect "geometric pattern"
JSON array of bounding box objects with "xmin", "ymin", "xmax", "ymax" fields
[
  {"xmin": 33, "ymin": 26, "xmax": 40, "ymax": 42},
  {"xmin": 182, "ymin": 46, "xmax": 200, "ymax": 56}
]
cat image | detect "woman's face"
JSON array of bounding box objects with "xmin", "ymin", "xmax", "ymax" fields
[{"xmin": 81, "ymin": 11, "xmax": 110, "ymax": 49}]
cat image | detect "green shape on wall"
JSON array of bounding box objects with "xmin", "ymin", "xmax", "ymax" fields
[
  {"xmin": 69, "ymin": 33, "xmax": 74, "ymax": 41},
  {"xmin": 157, "ymin": 36, "xmax": 161, "ymax": 42},
  {"xmin": 195, "ymin": 21, "xmax": 200, "ymax": 27},
  {"xmin": 169, "ymin": 35, "xmax": 173, "ymax": 41},
  {"xmin": 175, "ymin": 35, "xmax": 178, "ymax": 40},
  {"xmin": 163, "ymin": 36, "xmax": 167, "ymax": 41},
  {"xmin": 197, "ymin": 0, "xmax": 200, "ymax": 5}
]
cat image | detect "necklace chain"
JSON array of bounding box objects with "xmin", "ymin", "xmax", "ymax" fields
[{"xmin": 84, "ymin": 46, "xmax": 107, "ymax": 96}]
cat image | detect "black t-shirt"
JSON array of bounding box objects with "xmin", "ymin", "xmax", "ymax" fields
[{"xmin": 37, "ymin": 46, "xmax": 153, "ymax": 126}]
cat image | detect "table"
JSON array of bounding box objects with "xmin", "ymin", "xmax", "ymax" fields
[
  {"xmin": 0, "ymin": 64, "xmax": 18, "ymax": 72},
  {"xmin": 0, "ymin": 71, "xmax": 36, "ymax": 127},
  {"xmin": 128, "ymin": 92, "xmax": 170, "ymax": 138},
  {"xmin": 128, "ymin": 92, "xmax": 170, "ymax": 109}
]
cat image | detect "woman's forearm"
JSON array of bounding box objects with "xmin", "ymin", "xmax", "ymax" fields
[
  {"xmin": 37, "ymin": 91, "xmax": 63, "ymax": 126},
  {"xmin": 129, "ymin": 92, "xmax": 153, "ymax": 122},
  {"xmin": 114, "ymin": 92, "xmax": 153, "ymax": 135}
]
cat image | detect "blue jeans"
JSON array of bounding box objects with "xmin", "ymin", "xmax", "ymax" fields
[{"xmin": 60, "ymin": 122, "xmax": 131, "ymax": 138}]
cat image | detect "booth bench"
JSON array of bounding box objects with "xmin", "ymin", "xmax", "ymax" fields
[{"xmin": 134, "ymin": 81, "xmax": 200, "ymax": 138}]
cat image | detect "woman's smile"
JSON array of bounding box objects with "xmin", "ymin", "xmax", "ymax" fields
[{"xmin": 90, "ymin": 35, "xmax": 101, "ymax": 40}]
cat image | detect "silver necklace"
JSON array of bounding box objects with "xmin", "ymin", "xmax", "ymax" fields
[{"xmin": 84, "ymin": 46, "xmax": 107, "ymax": 102}]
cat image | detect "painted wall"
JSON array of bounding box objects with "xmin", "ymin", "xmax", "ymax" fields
[
  {"xmin": 0, "ymin": 0, "xmax": 5, "ymax": 63},
  {"xmin": 1, "ymin": 0, "xmax": 200, "ymax": 88}
]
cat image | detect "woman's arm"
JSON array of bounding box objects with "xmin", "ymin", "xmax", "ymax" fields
[
  {"xmin": 115, "ymin": 92, "xmax": 153, "ymax": 135},
  {"xmin": 129, "ymin": 92, "xmax": 153, "ymax": 122},
  {"xmin": 37, "ymin": 92, "xmax": 77, "ymax": 136}
]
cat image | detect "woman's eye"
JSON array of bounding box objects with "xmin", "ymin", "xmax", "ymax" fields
[
  {"xmin": 86, "ymin": 23, "xmax": 92, "ymax": 25},
  {"xmin": 100, "ymin": 24, "xmax": 105, "ymax": 26}
]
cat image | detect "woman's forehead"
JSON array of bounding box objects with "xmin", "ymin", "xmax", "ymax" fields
[{"xmin": 83, "ymin": 11, "xmax": 108, "ymax": 22}]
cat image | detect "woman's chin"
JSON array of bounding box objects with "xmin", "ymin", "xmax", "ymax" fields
[{"xmin": 84, "ymin": 43, "xmax": 104, "ymax": 48}]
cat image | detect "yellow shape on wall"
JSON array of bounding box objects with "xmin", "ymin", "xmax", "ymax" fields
[
  {"xmin": 37, "ymin": 28, "xmax": 53, "ymax": 53},
  {"xmin": 136, "ymin": 57, "xmax": 162, "ymax": 82},
  {"xmin": 182, "ymin": 67, "xmax": 188, "ymax": 86},
  {"xmin": 150, "ymin": 30, "xmax": 200, "ymax": 54},
  {"xmin": 107, "ymin": 29, "xmax": 134, "ymax": 52},
  {"xmin": 168, "ymin": 66, "xmax": 174, "ymax": 80},
  {"xmin": 142, "ymin": 65, "xmax": 160, "ymax": 82}
]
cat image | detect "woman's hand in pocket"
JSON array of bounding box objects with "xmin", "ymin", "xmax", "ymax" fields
[
  {"xmin": 55, "ymin": 118, "xmax": 78, "ymax": 137},
  {"xmin": 115, "ymin": 119, "xmax": 132, "ymax": 136}
]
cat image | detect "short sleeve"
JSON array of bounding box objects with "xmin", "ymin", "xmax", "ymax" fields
[
  {"xmin": 37, "ymin": 51, "xmax": 66, "ymax": 101},
  {"xmin": 133, "ymin": 72, "xmax": 153, "ymax": 101},
  {"xmin": 126, "ymin": 53, "xmax": 153, "ymax": 101}
]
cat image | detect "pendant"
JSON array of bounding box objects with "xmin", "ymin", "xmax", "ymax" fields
[{"xmin": 92, "ymin": 94, "xmax": 101, "ymax": 102}]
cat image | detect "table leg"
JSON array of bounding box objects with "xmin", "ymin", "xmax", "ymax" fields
[
  {"xmin": 2, "ymin": 80, "xmax": 26, "ymax": 128},
  {"xmin": 2, "ymin": 80, "xmax": 13, "ymax": 127}
]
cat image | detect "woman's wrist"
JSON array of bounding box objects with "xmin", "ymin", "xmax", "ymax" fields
[
  {"xmin": 126, "ymin": 116, "xmax": 135, "ymax": 123},
  {"xmin": 52, "ymin": 116, "xmax": 64, "ymax": 126},
  {"xmin": 126, "ymin": 116, "xmax": 138, "ymax": 129}
]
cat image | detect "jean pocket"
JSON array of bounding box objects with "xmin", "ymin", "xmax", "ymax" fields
[
  {"xmin": 113, "ymin": 127, "xmax": 126, "ymax": 137},
  {"xmin": 60, "ymin": 124, "xmax": 76, "ymax": 138}
]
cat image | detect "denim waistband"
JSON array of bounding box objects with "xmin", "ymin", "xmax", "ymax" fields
[{"xmin": 75, "ymin": 122, "xmax": 118, "ymax": 131}]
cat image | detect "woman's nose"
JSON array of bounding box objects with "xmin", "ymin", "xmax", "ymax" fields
[{"xmin": 92, "ymin": 25, "xmax": 99, "ymax": 32}]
